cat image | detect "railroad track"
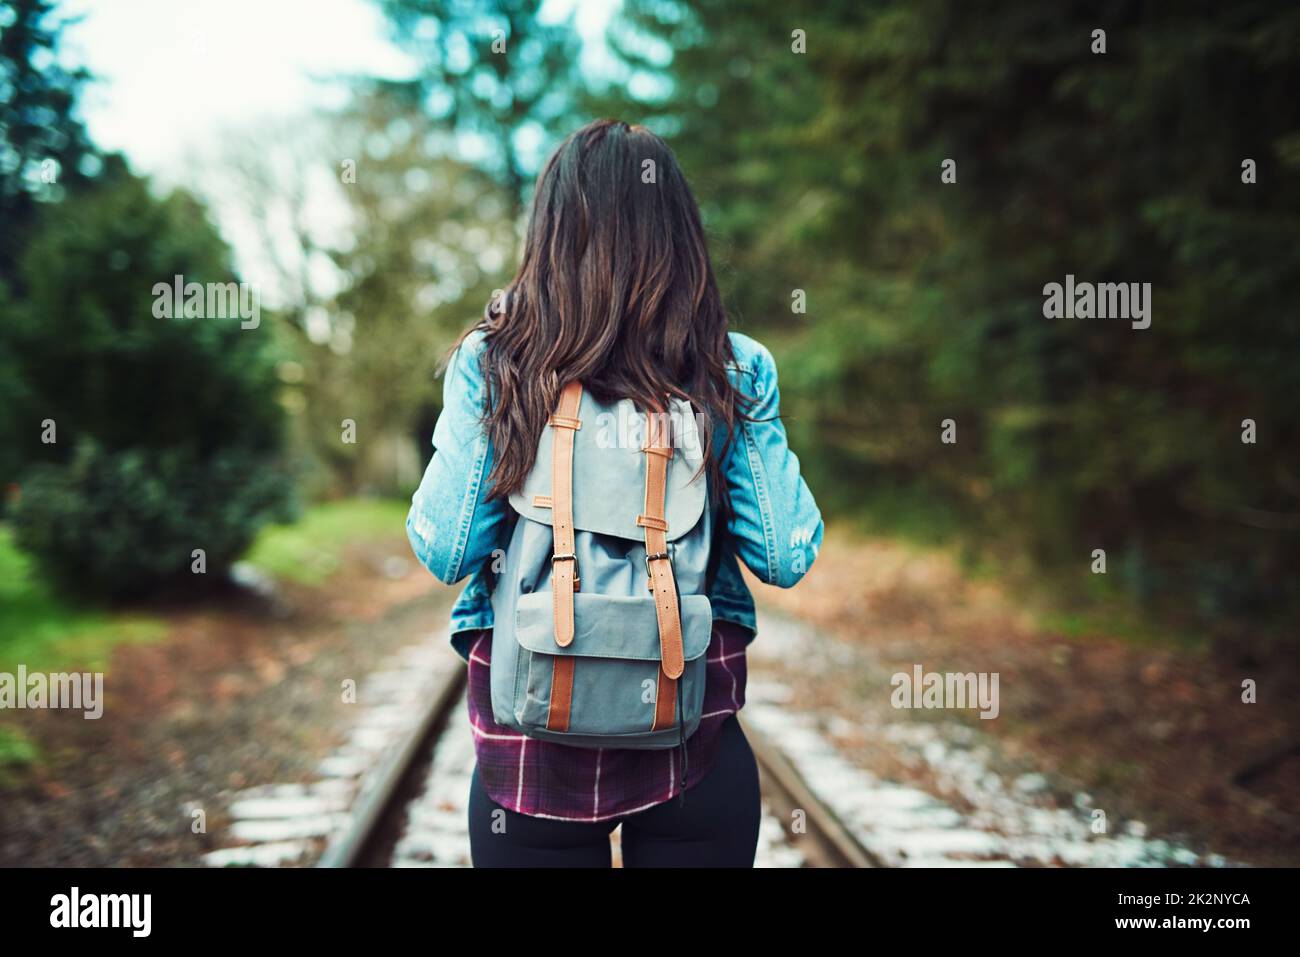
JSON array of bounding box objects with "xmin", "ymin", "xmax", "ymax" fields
[
  {"xmin": 317, "ymin": 660, "xmax": 466, "ymax": 868},
  {"xmin": 738, "ymin": 713, "xmax": 880, "ymax": 868},
  {"xmin": 317, "ymin": 661, "xmax": 878, "ymax": 868}
]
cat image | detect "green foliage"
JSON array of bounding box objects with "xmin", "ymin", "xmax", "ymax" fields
[
  {"xmin": 315, "ymin": 90, "xmax": 515, "ymax": 494},
  {"xmin": 600, "ymin": 0, "xmax": 1300, "ymax": 627},
  {"xmin": 0, "ymin": 725, "xmax": 40, "ymax": 784},
  {"xmin": 241, "ymin": 498, "xmax": 409, "ymax": 586},
  {"xmin": 0, "ymin": 524, "xmax": 165, "ymax": 673},
  {"xmin": 0, "ymin": 0, "xmax": 100, "ymax": 280},
  {"xmin": 375, "ymin": 0, "xmax": 582, "ymax": 216},
  {"xmin": 206, "ymin": 89, "xmax": 519, "ymax": 497},
  {"xmin": 12, "ymin": 439, "xmax": 292, "ymax": 598},
  {"xmin": 0, "ymin": 164, "xmax": 293, "ymax": 597}
]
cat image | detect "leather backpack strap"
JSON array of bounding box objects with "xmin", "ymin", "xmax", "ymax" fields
[
  {"xmin": 545, "ymin": 381, "xmax": 583, "ymax": 732},
  {"xmin": 638, "ymin": 408, "xmax": 686, "ymax": 732},
  {"xmin": 549, "ymin": 381, "xmax": 584, "ymax": 646}
]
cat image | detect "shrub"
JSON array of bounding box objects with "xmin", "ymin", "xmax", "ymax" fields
[
  {"xmin": 1, "ymin": 160, "xmax": 294, "ymax": 597},
  {"xmin": 12, "ymin": 440, "xmax": 293, "ymax": 599}
]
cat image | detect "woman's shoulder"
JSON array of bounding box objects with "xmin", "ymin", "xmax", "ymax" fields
[
  {"xmin": 452, "ymin": 326, "xmax": 490, "ymax": 366},
  {"xmin": 725, "ymin": 330, "xmax": 777, "ymax": 382},
  {"xmin": 444, "ymin": 327, "xmax": 489, "ymax": 387},
  {"xmin": 437, "ymin": 327, "xmax": 493, "ymax": 417}
]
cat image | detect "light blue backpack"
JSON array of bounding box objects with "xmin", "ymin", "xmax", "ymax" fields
[{"xmin": 489, "ymin": 382, "xmax": 715, "ymax": 783}]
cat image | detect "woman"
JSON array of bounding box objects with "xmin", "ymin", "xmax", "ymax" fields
[{"xmin": 407, "ymin": 119, "xmax": 823, "ymax": 867}]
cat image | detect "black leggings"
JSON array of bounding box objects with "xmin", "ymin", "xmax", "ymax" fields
[{"xmin": 467, "ymin": 714, "xmax": 761, "ymax": 867}]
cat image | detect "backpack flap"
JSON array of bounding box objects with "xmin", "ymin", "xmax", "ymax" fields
[
  {"xmin": 507, "ymin": 393, "xmax": 707, "ymax": 542},
  {"xmin": 510, "ymin": 591, "xmax": 712, "ymax": 745}
]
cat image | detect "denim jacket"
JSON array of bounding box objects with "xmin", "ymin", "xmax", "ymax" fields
[{"xmin": 406, "ymin": 328, "xmax": 824, "ymax": 662}]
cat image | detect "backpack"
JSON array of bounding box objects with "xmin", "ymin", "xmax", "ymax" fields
[{"xmin": 489, "ymin": 381, "xmax": 714, "ymax": 784}]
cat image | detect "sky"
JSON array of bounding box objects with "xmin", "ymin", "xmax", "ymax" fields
[
  {"xmin": 63, "ymin": 0, "xmax": 622, "ymax": 184},
  {"xmin": 58, "ymin": 0, "xmax": 624, "ymax": 301}
]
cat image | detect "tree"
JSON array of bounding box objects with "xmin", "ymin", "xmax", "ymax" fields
[
  {"xmin": 1, "ymin": 159, "xmax": 293, "ymax": 597},
  {"xmin": 195, "ymin": 86, "xmax": 515, "ymax": 496},
  {"xmin": 324, "ymin": 87, "xmax": 515, "ymax": 491},
  {"xmin": 600, "ymin": 0, "xmax": 1300, "ymax": 626},
  {"xmin": 0, "ymin": 0, "xmax": 100, "ymax": 281},
  {"xmin": 373, "ymin": 0, "xmax": 582, "ymax": 228}
]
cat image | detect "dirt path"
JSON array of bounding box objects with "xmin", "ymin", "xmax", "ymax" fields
[
  {"xmin": 0, "ymin": 539, "xmax": 452, "ymax": 867},
  {"xmin": 747, "ymin": 529, "xmax": 1300, "ymax": 866},
  {"xmin": 4, "ymin": 523, "xmax": 1294, "ymax": 867}
]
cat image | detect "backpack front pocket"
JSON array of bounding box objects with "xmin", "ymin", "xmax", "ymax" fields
[{"xmin": 511, "ymin": 591, "xmax": 711, "ymax": 746}]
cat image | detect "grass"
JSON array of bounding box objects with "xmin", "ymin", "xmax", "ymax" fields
[
  {"xmin": 0, "ymin": 498, "xmax": 410, "ymax": 673},
  {"xmin": 0, "ymin": 725, "xmax": 39, "ymax": 785},
  {"xmin": 240, "ymin": 497, "xmax": 409, "ymax": 585},
  {"xmin": 0, "ymin": 498, "xmax": 411, "ymax": 774},
  {"xmin": 0, "ymin": 528, "xmax": 167, "ymax": 777},
  {"xmin": 835, "ymin": 493, "xmax": 1210, "ymax": 652},
  {"xmin": 844, "ymin": 483, "xmax": 967, "ymax": 547},
  {"xmin": 0, "ymin": 528, "xmax": 167, "ymax": 676}
]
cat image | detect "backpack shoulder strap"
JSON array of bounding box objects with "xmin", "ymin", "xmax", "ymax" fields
[
  {"xmin": 548, "ymin": 381, "xmax": 584, "ymax": 648},
  {"xmin": 639, "ymin": 409, "xmax": 686, "ymax": 734},
  {"xmin": 544, "ymin": 380, "xmax": 583, "ymax": 733}
]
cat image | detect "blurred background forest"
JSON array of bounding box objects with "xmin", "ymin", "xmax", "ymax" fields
[
  {"xmin": 5, "ymin": 0, "xmax": 1298, "ymax": 629},
  {"xmin": 1, "ymin": 0, "xmax": 1299, "ymax": 774}
]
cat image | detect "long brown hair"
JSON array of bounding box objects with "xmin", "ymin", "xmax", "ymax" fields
[{"xmin": 455, "ymin": 118, "xmax": 749, "ymax": 507}]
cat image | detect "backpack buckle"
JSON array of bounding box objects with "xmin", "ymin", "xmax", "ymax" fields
[
  {"xmin": 552, "ymin": 552, "xmax": 579, "ymax": 592},
  {"xmin": 644, "ymin": 549, "xmax": 672, "ymax": 590}
]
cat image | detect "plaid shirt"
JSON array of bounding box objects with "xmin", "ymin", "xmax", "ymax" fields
[{"xmin": 465, "ymin": 619, "xmax": 751, "ymax": 821}]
